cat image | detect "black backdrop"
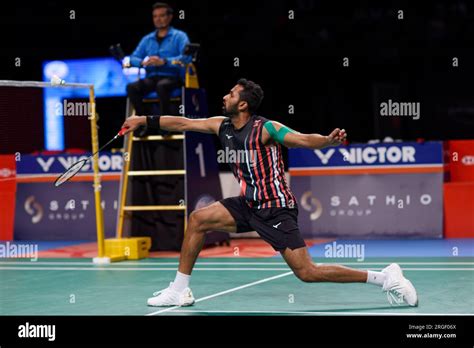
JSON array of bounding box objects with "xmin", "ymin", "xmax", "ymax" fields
[{"xmin": 1, "ymin": 0, "xmax": 474, "ymax": 154}]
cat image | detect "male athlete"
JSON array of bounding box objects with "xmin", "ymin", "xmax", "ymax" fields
[{"xmin": 122, "ymin": 79, "xmax": 418, "ymax": 307}]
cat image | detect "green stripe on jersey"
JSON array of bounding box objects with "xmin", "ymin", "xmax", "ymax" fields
[{"xmin": 264, "ymin": 122, "xmax": 296, "ymax": 144}]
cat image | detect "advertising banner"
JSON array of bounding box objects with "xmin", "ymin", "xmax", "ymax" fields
[
  {"xmin": 0, "ymin": 155, "xmax": 16, "ymax": 240},
  {"xmin": 445, "ymin": 140, "xmax": 474, "ymax": 182},
  {"xmin": 289, "ymin": 142, "xmax": 443, "ymax": 238},
  {"xmin": 14, "ymin": 152, "xmax": 121, "ymax": 240}
]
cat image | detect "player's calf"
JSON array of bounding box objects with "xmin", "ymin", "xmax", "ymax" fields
[{"xmin": 293, "ymin": 263, "xmax": 367, "ymax": 283}]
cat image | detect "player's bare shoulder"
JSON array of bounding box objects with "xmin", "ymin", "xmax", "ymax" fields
[{"xmin": 208, "ymin": 116, "xmax": 227, "ymax": 134}]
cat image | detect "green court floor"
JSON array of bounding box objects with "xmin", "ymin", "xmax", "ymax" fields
[{"xmin": 0, "ymin": 257, "xmax": 473, "ymax": 316}]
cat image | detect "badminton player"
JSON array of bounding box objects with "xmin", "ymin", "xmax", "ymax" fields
[{"xmin": 122, "ymin": 79, "xmax": 418, "ymax": 307}]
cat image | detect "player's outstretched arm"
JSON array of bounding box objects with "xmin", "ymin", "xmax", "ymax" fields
[
  {"xmin": 121, "ymin": 115, "xmax": 225, "ymax": 135},
  {"xmin": 262, "ymin": 121, "xmax": 347, "ymax": 149}
]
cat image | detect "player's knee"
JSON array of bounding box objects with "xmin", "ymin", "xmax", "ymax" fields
[
  {"xmin": 188, "ymin": 210, "xmax": 208, "ymax": 233},
  {"xmin": 294, "ymin": 267, "xmax": 313, "ymax": 283},
  {"xmin": 294, "ymin": 264, "xmax": 323, "ymax": 283}
]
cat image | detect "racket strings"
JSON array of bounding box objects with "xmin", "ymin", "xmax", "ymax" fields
[
  {"xmin": 54, "ymin": 160, "xmax": 87, "ymax": 187},
  {"xmin": 53, "ymin": 129, "xmax": 124, "ymax": 187}
]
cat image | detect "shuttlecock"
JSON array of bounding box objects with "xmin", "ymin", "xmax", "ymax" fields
[{"xmin": 50, "ymin": 75, "xmax": 65, "ymax": 86}]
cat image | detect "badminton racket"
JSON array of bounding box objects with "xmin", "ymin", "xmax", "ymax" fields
[{"xmin": 53, "ymin": 127, "xmax": 128, "ymax": 187}]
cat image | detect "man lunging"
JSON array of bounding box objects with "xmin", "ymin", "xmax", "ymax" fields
[{"xmin": 122, "ymin": 79, "xmax": 418, "ymax": 308}]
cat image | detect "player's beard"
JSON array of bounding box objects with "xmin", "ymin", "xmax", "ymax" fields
[{"xmin": 222, "ymin": 102, "xmax": 239, "ymax": 117}]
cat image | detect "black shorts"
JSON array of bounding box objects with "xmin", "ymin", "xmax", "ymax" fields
[{"xmin": 219, "ymin": 196, "xmax": 306, "ymax": 252}]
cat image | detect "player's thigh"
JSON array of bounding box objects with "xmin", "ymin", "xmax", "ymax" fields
[{"xmin": 190, "ymin": 201, "xmax": 237, "ymax": 233}]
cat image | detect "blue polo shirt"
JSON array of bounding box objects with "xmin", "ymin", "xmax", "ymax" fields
[{"xmin": 130, "ymin": 27, "xmax": 191, "ymax": 78}]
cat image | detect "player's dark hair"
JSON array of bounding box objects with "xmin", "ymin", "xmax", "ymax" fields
[
  {"xmin": 236, "ymin": 78, "xmax": 264, "ymax": 113},
  {"xmin": 152, "ymin": 2, "xmax": 173, "ymax": 15}
]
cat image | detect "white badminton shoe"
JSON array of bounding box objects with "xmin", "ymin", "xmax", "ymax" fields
[
  {"xmin": 147, "ymin": 282, "xmax": 195, "ymax": 307},
  {"xmin": 381, "ymin": 263, "xmax": 418, "ymax": 307}
]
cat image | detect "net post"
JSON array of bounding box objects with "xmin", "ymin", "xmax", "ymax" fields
[{"xmin": 88, "ymin": 86, "xmax": 106, "ymax": 259}]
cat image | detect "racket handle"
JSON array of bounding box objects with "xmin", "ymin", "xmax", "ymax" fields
[{"xmin": 118, "ymin": 127, "xmax": 128, "ymax": 136}]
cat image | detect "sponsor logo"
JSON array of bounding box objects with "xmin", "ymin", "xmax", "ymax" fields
[
  {"xmin": 315, "ymin": 146, "xmax": 416, "ymax": 165},
  {"xmin": 0, "ymin": 167, "xmax": 15, "ymax": 177},
  {"xmin": 35, "ymin": 154, "xmax": 123, "ymax": 173},
  {"xmin": 301, "ymin": 191, "xmax": 323, "ymax": 221},
  {"xmin": 25, "ymin": 196, "xmax": 43, "ymax": 224},
  {"xmin": 301, "ymin": 192, "xmax": 433, "ymax": 219},
  {"xmin": 24, "ymin": 198, "xmax": 118, "ymax": 223},
  {"xmin": 461, "ymin": 155, "xmax": 474, "ymax": 166}
]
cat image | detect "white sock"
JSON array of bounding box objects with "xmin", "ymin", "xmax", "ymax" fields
[
  {"xmin": 366, "ymin": 270, "xmax": 386, "ymax": 287},
  {"xmin": 170, "ymin": 271, "xmax": 191, "ymax": 292}
]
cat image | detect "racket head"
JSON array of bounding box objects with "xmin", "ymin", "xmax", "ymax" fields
[{"xmin": 54, "ymin": 159, "xmax": 88, "ymax": 187}]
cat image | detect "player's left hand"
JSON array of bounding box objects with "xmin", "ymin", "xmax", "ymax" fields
[{"xmin": 326, "ymin": 128, "xmax": 347, "ymax": 146}]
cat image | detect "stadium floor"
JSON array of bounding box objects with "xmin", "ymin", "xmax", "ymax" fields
[{"xmin": 1, "ymin": 255, "xmax": 472, "ymax": 316}]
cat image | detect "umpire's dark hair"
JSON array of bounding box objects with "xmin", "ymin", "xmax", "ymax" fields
[
  {"xmin": 152, "ymin": 2, "xmax": 174, "ymax": 15},
  {"xmin": 236, "ymin": 78, "xmax": 264, "ymax": 113}
]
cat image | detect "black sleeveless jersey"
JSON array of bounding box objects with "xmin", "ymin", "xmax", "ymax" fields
[{"xmin": 217, "ymin": 115, "xmax": 296, "ymax": 209}]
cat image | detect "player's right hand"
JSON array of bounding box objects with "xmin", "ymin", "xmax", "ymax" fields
[{"xmin": 121, "ymin": 116, "xmax": 146, "ymax": 135}]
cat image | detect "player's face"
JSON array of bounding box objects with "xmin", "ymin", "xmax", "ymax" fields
[
  {"xmin": 222, "ymin": 85, "xmax": 245, "ymax": 116},
  {"xmin": 153, "ymin": 8, "xmax": 172, "ymax": 29}
]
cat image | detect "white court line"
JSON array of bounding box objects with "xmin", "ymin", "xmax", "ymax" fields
[
  {"xmin": 0, "ymin": 267, "xmax": 290, "ymax": 271},
  {"xmin": 0, "ymin": 261, "xmax": 271, "ymax": 265},
  {"xmin": 169, "ymin": 310, "xmax": 472, "ymax": 316},
  {"xmin": 146, "ymin": 271, "xmax": 294, "ymax": 316},
  {"xmin": 0, "ymin": 261, "xmax": 472, "ymax": 266},
  {"xmin": 0, "ymin": 267, "xmax": 473, "ymax": 271}
]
